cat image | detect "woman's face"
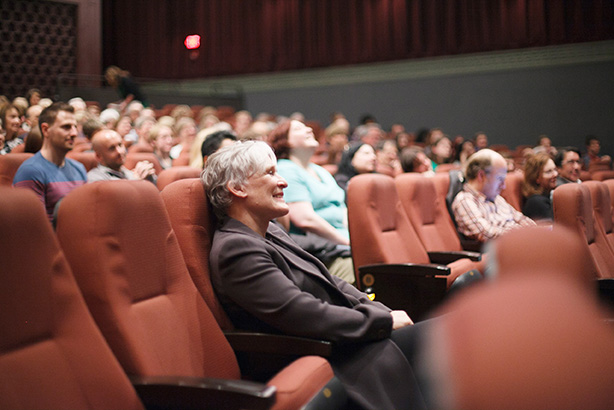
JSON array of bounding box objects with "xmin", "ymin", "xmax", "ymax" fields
[
  {"xmin": 29, "ymin": 92, "xmax": 41, "ymax": 106},
  {"xmin": 242, "ymin": 156, "xmax": 289, "ymax": 221},
  {"xmin": 288, "ymin": 120, "xmax": 318, "ymax": 150},
  {"xmin": 115, "ymin": 117, "xmax": 132, "ymax": 137},
  {"xmin": 537, "ymin": 159, "xmax": 558, "ymax": 191},
  {"xmin": 4, "ymin": 107, "xmax": 22, "ymax": 138},
  {"xmin": 154, "ymin": 126, "xmax": 174, "ymax": 154},
  {"xmin": 433, "ymin": 137, "xmax": 452, "ymax": 159},
  {"xmin": 351, "ymin": 144, "xmax": 377, "ymax": 174}
]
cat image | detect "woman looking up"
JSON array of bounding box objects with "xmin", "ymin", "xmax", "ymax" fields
[{"xmin": 269, "ymin": 120, "xmax": 354, "ymax": 283}]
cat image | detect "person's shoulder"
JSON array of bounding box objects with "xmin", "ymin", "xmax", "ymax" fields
[
  {"xmin": 65, "ymin": 157, "xmax": 87, "ymax": 178},
  {"xmin": 14, "ymin": 153, "xmax": 46, "ymax": 181}
]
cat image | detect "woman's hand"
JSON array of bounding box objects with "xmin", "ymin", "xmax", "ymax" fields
[{"xmin": 390, "ymin": 310, "xmax": 413, "ymax": 330}]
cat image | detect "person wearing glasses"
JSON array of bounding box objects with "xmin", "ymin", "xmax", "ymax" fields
[{"xmin": 554, "ymin": 147, "xmax": 582, "ymax": 187}]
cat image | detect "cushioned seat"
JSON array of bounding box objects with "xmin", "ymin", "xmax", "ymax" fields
[{"xmin": 0, "ymin": 152, "xmax": 33, "ymax": 186}]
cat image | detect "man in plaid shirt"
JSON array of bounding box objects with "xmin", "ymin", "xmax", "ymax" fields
[{"xmin": 452, "ymin": 149, "xmax": 535, "ymax": 243}]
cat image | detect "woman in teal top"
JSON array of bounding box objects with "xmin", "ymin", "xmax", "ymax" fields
[{"xmin": 269, "ymin": 120, "xmax": 354, "ymax": 283}]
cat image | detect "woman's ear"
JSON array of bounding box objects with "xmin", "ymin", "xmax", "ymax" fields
[{"xmin": 227, "ymin": 181, "xmax": 247, "ymax": 198}]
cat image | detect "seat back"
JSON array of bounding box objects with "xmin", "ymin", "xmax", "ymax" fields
[
  {"xmin": 590, "ymin": 170, "xmax": 614, "ymax": 182},
  {"xmin": 423, "ymin": 275, "xmax": 614, "ymax": 410},
  {"xmin": 347, "ymin": 174, "xmax": 430, "ymax": 285},
  {"xmin": 604, "ymin": 179, "xmax": 614, "ymax": 226},
  {"xmin": 553, "ymin": 183, "xmax": 614, "ymax": 278},
  {"xmin": 66, "ymin": 151, "xmax": 99, "ymax": 171},
  {"xmin": 0, "ymin": 152, "xmax": 33, "ymax": 186},
  {"xmin": 157, "ymin": 166, "xmax": 202, "ymax": 191},
  {"xmin": 489, "ymin": 225, "xmax": 597, "ymax": 288},
  {"xmin": 499, "ymin": 171, "xmax": 523, "ymax": 212},
  {"xmin": 584, "ymin": 181, "xmax": 614, "ymax": 252},
  {"xmin": 124, "ymin": 152, "xmax": 163, "ymax": 175},
  {"xmin": 160, "ymin": 178, "xmax": 234, "ymax": 330},
  {"xmin": 56, "ymin": 180, "xmax": 240, "ymax": 380},
  {"xmin": 395, "ymin": 173, "xmax": 462, "ymax": 252},
  {"xmin": 0, "ymin": 187, "xmax": 143, "ymax": 410}
]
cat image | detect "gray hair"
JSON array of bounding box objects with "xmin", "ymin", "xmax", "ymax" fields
[{"xmin": 201, "ymin": 140, "xmax": 276, "ymax": 218}]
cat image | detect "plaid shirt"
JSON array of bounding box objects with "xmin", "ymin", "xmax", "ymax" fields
[{"xmin": 452, "ymin": 183, "xmax": 535, "ymax": 242}]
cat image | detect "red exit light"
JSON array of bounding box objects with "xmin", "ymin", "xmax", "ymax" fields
[{"xmin": 184, "ymin": 35, "xmax": 201, "ymax": 50}]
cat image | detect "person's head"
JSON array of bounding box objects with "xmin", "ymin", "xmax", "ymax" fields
[
  {"xmin": 91, "ymin": 129, "xmax": 126, "ymax": 171},
  {"xmin": 554, "ymin": 147, "xmax": 582, "ymax": 182},
  {"xmin": 537, "ymin": 135, "xmax": 551, "ymax": 148},
  {"xmin": 114, "ymin": 116, "xmax": 133, "ymax": 138},
  {"xmin": 148, "ymin": 124, "xmax": 175, "ymax": 157},
  {"xmin": 26, "ymin": 88, "xmax": 41, "ymax": 106},
  {"xmin": 201, "ymin": 130, "xmax": 238, "ymax": 165},
  {"xmin": 360, "ymin": 124, "xmax": 384, "ymax": 147},
  {"xmin": 474, "ymin": 132, "xmax": 489, "ymax": 150},
  {"xmin": 522, "ymin": 153, "xmax": 558, "ymax": 197},
  {"xmin": 126, "ymin": 101, "xmax": 144, "ymax": 122},
  {"xmin": 269, "ymin": 119, "xmax": 317, "ymax": 159},
  {"xmin": 82, "ymin": 117, "xmax": 104, "ymax": 140},
  {"xmin": 375, "ymin": 139, "xmax": 399, "ymax": 166},
  {"xmin": 585, "ymin": 135, "xmax": 601, "ymax": 155},
  {"xmin": 0, "ymin": 103, "xmax": 23, "ymax": 140},
  {"xmin": 104, "ymin": 65, "xmax": 125, "ymax": 87},
  {"xmin": 202, "ymin": 140, "xmax": 288, "ymax": 220},
  {"xmin": 430, "ymin": 135, "xmax": 452, "ymax": 163},
  {"xmin": 99, "ymin": 108, "xmax": 120, "ymax": 129},
  {"xmin": 68, "ymin": 97, "xmax": 86, "ymax": 112},
  {"xmin": 174, "ymin": 117, "xmax": 197, "ymax": 144},
  {"xmin": 25, "ymin": 104, "xmax": 43, "ymax": 129},
  {"xmin": 456, "ymin": 139, "xmax": 475, "ymax": 161},
  {"xmin": 325, "ymin": 122, "xmax": 349, "ymax": 151},
  {"xmin": 337, "ymin": 142, "xmax": 377, "ymax": 178},
  {"xmin": 395, "ymin": 131, "xmax": 413, "ymax": 151},
  {"xmin": 39, "ymin": 102, "xmax": 77, "ymax": 154},
  {"xmin": 464, "ymin": 149, "xmax": 508, "ymax": 201},
  {"xmin": 233, "ymin": 110, "xmax": 253, "ymax": 136},
  {"xmin": 400, "ymin": 147, "xmax": 431, "ymax": 173},
  {"xmin": 135, "ymin": 115, "xmax": 156, "ymax": 141}
]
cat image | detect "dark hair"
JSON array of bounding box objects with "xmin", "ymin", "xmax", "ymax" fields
[
  {"xmin": 584, "ymin": 134, "xmax": 599, "ymax": 146},
  {"xmin": 38, "ymin": 102, "xmax": 74, "ymax": 135},
  {"xmin": 554, "ymin": 147, "xmax": 581, "ymax": 167},
  {"xmin": 268, "ymin": 120, "xmax": 292, "ymax": 159},
  {"xmin": 201, "ymin": 130, "xmax": 237, "ymax": 159},
  {"xmin": 336, "ymin": 142, "xmax": 367, "ymax": 179},
  {"xmin": 400, "ymin": 147, "xmax": 424, "ymax": 173}
]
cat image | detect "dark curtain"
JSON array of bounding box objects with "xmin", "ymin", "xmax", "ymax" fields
[{"xmin": 102, "ymin": 0, "xmax": 614, "ymax": 79}]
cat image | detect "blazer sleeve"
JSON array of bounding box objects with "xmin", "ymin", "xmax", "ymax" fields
[{"xmin": 213, "ymin": 232, "xmax": 393, "ymax": 344}]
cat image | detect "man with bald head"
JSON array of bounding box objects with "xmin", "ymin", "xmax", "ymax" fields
[
  {"xmin": 452, "ymin": 149, "xmax": 535, "ymax": 243},
  {"xmin": 87, "ymin": 129, "xmax": 156, "ymax": 183}
]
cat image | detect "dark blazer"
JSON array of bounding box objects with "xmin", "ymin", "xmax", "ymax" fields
[{"xmin": 210, "ymin": 218, "xmax": 425, "ymax": 410}]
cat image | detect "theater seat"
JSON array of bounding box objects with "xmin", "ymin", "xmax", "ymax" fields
[
  {"xmin": 421, "ymin": 275, "xmax": 614, "ymax": 410},
  {"xmin": 553, "ymin": 183, "xmax": 614, "ymax": 278},
  {"xmin": 584, "ymin": 181, "xmax": 614, "ymax": 252},
  {"xmin": 56, "ymin": 180, "xmax": 345, "ymax": 410},
  {"xmin": 0, "ymin": 187, "xmax": 143, "ymax": 410},
  {"xmin": 66, "ymin": 151, "xmax": 99, "ymax": 171},
  {"xmin": 347, "ymin": 174, "xmax": 481, "ymax": 320},
  {"xmin": 604, "ymin": 179, "xmax": 614, "ymax": 226},
  {"xmin": 124, "ymin": 152, "xmax": 162, "ymax": 175},
  {"xmin": 157, "ymin": 166, "xmax": 201, "ymax": 191},
  {"xmin": 0, "ymin": 152, "xmax": 33, "ymax": 186},
  {"xmin": 395, "ymin": 173, "xmax": 486, "ymax": 273},
  {"xmin": 499, "ymin": 171, "xmax": 523, "ymax": 212}
]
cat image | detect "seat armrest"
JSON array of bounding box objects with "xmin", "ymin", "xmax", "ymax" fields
[
  {"xmin": 224, "ymin": 331, "xmax": 333, "ymax": 357},
  {"xmin": 428, "ymin": 251, "xmax": 482, "ymax": 264},
  {"xmin": 130, "ymin": 375, "xmax": 276, "ymax": 410},
  {"xmin": 359, "ymin": 263, "xmax": 451, "ymax": 278}
]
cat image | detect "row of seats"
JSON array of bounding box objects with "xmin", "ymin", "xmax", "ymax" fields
[
  {"xmin": 3, "ymin": 179, "xmax": 613, "ymax": 409},
  {"xmin": 0, "ymin": 183, "xmax": 346, "ymax": 410}
]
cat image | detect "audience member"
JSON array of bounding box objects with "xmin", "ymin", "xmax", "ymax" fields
[
  {"xmin": 0, "ymin": 102, "xmax": 25, "ymax": 154},
  {"xmin": 200, "ymin": 129, "xmax": 237, "ymax": 166},
  {"xmin": 451, "ymin": 149, "xmax": 535, "ymax": 243},
  {"xmin": 334, "ymin": 142, "xmax": 377, "ymax": 192},
  {"xmin": 427, "ymin": 135, "xmax": 453, "ymax": 171},
  {"xmin": 375, "ymin": 139, "xmax": 402, "ymax": 177},
  {"xmin": 232, "ymin": 110, "xmax": 253, "ymax": 138},
  {"xmin": 270, "ymin": 120, "xmax": 354, "ymax": 283},
  {"xmin": 87, "ymin": 129, "xmax": 155, "ymax": 183},
  {"xmin": 68, "ymin": 97, "xmax": 87, "ymax": 113},
  {"xmin": 127, "ymin": 116, "xmax": 156, "ymax": 152},
  {"xmin": 13, "ymin": 102, "xmax": 87, "ymax": 222},
  {"xmin": 521, "ymin": 153, "xmax": 558, "ymax": 221},
  {"xmin": 104, "ymin": 65, "xmax": 148, "ymax": 109},
  {"xmin": 474, "ymin": 132, "xmax": 489, "ymax": 150},
  {"xmin": 23, "ymin": 127, "xmax": 43, "ymax": 153},
  {"xmin": 170, "ymin": 117, "xmax": 197, "ymax": 159},
  {"xmin": 400, "ymin": 146, "xmax": 434, "ymax": 175},
  {"xmin": 148, "ymin": 124, "xmax": 175, "ymax": 170},
  {"xmin": 25, "ymin": 88, "xmax": 41, "ymax": 107},
  {"xmin": 324, "ymin": 120, "xmax": 349, "ymax": 166},
  {"xmin": 394, "ymin": 131, "xmax": 414, "ymax": 152},
  {"xmin": 203, "ymin": 140, "xmax": 428, "ymax": 410},
  {"xmin": 532, "ymin": 134, "xmax": 557, "ymax": 157},
  {"xmin": 583, "ymin": 135, "xmax": 611, "ymax": 171},
  {"xmin": 99, "ymin": 108, "xmax": 120, "ymax": 129},
  {"xmin": 454, "ymin": 138, "xmax": 475, "ymax": 168},
  {"xmin": 23, "ymin": 104, "xmax": 43, "ymax": 134},
  {"xmin": 114, "ymin": 115, "xmax": 133, "ymax": 141},
  {"xmin": 554, "ymin": 147, "xmax": 582, "ymax": 186}
]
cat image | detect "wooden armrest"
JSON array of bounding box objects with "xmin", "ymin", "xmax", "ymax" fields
[
  {"xmin": 130, "ymin": 374, "xmax": 275, "ymax": 410},
  {"xmin": 428, "ymin": 251, "xmax": 482, "ymax": 264},
  {"xmin": 224, "ymin": 331, "xmax": 333, "ymax": 357}
]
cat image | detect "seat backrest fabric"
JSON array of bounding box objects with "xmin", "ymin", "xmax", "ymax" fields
[
  {"xmin": 160, "ymin": 178, "xmax": 234, "ymax": 330},
  {"xmin": 553, "ymin": 183, "xmax": 614, "ymax": 278},
  {"xmin": 124, "ymin": 152, "xmax": 163, "ymax": 175},
  {"xmin": 56, "ymin": 180, "xmax": 240, "ymax": 379},
  {"xmin": 0, "ymin": 153, "xmax": 34, "ymax": 186},
  {"xmin": 347, "ymin": 174, "xmax": 430, "ymax": 281},
  {"xmin": 157, "ymin": 166, "xmax": 202, "ymax": 191},
  {"xmin": 423, "ymin": 275, "xmax": 614, "ymax": 410},
  {"xmin": 499, "ymin": 171, "xmax": 523, "ymax": 212},
  {"xmin": 395, "ymin": 173, "xmax": 462, "ymax": 252},
  {"xmin": 0, "ymin": 187, "xmax": 143, "ymax": 410},
  {"xmin": 584, "ymin": 181, "xmax": 614, "ymax": 252},
  {"xmin": 604, "ymin": 179, "xmax": 614, "ymax": 226},
  {"xmin": 66, "ymin": 151, "xmax": 99, "ymax": 171}
]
